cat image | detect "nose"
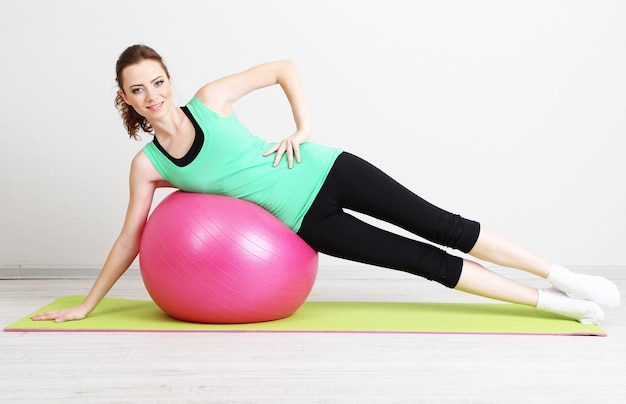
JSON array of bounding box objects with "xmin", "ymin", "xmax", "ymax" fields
[{"xmin": 145, "ymin": 88, "xmax": 155, "ymax": 101}]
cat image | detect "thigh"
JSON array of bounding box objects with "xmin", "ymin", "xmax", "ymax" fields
[
  {"xmin": 297, "ymin": 209, "xmax": 464, "ymax": 288},
  {"xmin": 326, "ymin": 152, "xmax": 479, "ymax": 253}
]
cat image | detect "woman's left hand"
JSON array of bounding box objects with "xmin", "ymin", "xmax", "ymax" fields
[{"xmin": 263, "ymin": 129, "xmax": 310, "ymax": 168}]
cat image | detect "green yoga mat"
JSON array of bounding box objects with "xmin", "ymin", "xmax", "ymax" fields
[{"xmin": 4, "ymin": 295, "xmax": 606, "ymax": 336}]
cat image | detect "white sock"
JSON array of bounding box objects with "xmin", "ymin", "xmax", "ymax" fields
[
  {"xmin": 536, "ymin": 288, "xmax": 604, "ymax": 325},
  {"xmin": 547, "ymin": 264, "xmax": 620, "ymax": 307}
]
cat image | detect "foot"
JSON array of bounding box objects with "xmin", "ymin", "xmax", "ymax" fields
[
  {"xmin": 536, "ymin": 288, "xmax": 604, "ymax": 325},
  {"xmin": 547, "ymin": 264, "xmax": 620, "ymax": 307}
]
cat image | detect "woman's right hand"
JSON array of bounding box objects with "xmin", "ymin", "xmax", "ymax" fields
[{"xmin": 31, "ymin": 304, "xmax": 91, "ymax": 323}]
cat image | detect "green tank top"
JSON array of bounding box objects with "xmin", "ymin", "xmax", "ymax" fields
[{"xmin": 142, "ymin": 97, "xmax": 342, "ymax": 232}]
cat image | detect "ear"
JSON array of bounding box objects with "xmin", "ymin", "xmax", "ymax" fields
[{"xmin": 118, "ymin": 89, "xmax": 129, "ymax": 104}]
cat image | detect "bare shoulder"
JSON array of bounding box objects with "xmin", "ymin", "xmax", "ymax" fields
[
  {"xmin": 131, "ymin": 150, "xmax": 155, "ymax": 174},
  {"xmin": 130, "ymin": 151, "xmax": 167, "ymax": 186},
  {"xmin": 194, "ymin": 80, "xmax": 233, "ymax": 116}
]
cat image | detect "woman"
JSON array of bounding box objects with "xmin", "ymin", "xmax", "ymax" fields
[{"xmin": 33, "ymin": 44, "xmax": 619, "ymax": 325}]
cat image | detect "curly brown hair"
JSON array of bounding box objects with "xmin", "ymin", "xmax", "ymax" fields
[{"xmin": 114, "ymin": 45, "xmax": 171, "ymax": 139}]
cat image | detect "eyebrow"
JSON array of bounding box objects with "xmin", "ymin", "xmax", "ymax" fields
[{"xmin": 129, "ymin": 76, "xmax": 165, "ymax": 88}]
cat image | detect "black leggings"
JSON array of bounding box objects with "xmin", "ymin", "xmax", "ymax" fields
[{"xmin": 297, "ymin": 152, "xmax": 480, "ymax": 288}]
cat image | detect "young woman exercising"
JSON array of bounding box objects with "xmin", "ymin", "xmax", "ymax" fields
[{"xmin": 33, "ymin": 45, "xmax": 619, "ymax": 325}]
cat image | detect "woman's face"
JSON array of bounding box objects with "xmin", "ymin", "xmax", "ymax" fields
[{"xmin": 119, "ymin": 59, "xmax": 172, "ymax": 121}]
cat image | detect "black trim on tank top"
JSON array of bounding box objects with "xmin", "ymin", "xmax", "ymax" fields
[{"xmin": 152, "ymin": 106, "xmax": 205, "ymax": 167}]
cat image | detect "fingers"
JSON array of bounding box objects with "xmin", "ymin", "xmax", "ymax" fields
[
  {"xmin": 263, "ymin": 139, "xmax": 300, "ymax": 168},
  {"xmin": 31, "ymin": 310, "xmax": 63, "ymax": 322},
  {"xmin": 273, "ymin": 146, "xmax": 284, "ymax": 168},
  {"xmin": 285, "ymin": 141, "xmax": 294, "ymax": 168},
  {"xmin": 262, "ymin": 143, "xmax": 284, "ymax": 167},
  {"xmin": 293, "ymin": 142, "xmax": 302, "ymax": 164},
  {"xmin": 31, "ymin": 308, "xmax": 84, "ymax": 323},
  {"xmin": 262, "ymin": 144, "xmax": 279, "ymax": 157},
  {"xmin": 270, "ymin": 140, "xmax": 289, "ymax": 167}
]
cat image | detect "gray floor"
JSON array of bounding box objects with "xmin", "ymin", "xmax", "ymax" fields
[{"xmin": 1, "ymin": 274, "xmax": 624, "ymax": 403}]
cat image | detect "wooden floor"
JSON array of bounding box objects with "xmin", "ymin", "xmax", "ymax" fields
[{"xmin": 1, "ymin": 273, "xmax": 624, "ymax": 403}]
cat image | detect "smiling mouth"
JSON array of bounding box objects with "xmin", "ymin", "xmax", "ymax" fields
[{"xmin": 147, "ymin": 102, "xmax": 164, "ymax": 111}]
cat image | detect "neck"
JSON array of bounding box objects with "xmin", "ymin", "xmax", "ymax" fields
[{"xmin": 151, "ymin": 106, "xmax": 188, "ymax": 140}]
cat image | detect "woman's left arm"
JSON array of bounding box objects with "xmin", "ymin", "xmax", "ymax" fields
[{"xmin": 195, "ymin": 60, "xmax": 311, "ymax": 168}]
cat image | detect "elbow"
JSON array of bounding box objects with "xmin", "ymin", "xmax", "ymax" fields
[
  {"xmin": 276, "ymin": 59, "xmax": 299, "ymax": 85},
  {"xmin": 116, "ymin": 238, "xmax": 141, "ymax": 257},
  {"xmin": 282, "ymin": 59, "xmax": 298, "ymax": 74},
  {"xmin": 116, "ymin": 229, "xmax": 143, "ymax": 255}
]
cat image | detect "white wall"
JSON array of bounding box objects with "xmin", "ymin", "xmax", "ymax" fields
[{"xmin": 1, "ymin": 0, "xmax": 625, "ymax": 275}]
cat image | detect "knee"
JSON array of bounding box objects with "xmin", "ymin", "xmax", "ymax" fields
[{"xmin": 440, "ymin": 215, "xmax": 480, "ymax": 253}]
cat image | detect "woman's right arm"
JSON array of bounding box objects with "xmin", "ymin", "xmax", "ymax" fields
[{"xmin": 31, "ymin": 152, "xmax": 161, "ymax": 323}]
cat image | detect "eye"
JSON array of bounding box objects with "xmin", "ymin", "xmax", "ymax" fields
[
  {"xmin": 155, "ymin": 80, "xmax": 164, "ymax": 87},
  {"xmin": 131, "ymin": 87, "xmax": 143, "ymax": 94}
]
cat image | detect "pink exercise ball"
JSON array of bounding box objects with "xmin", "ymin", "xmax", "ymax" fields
[{"xmin": 139, "ymin": 191, "xmax": 318, "ymax": 324}]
